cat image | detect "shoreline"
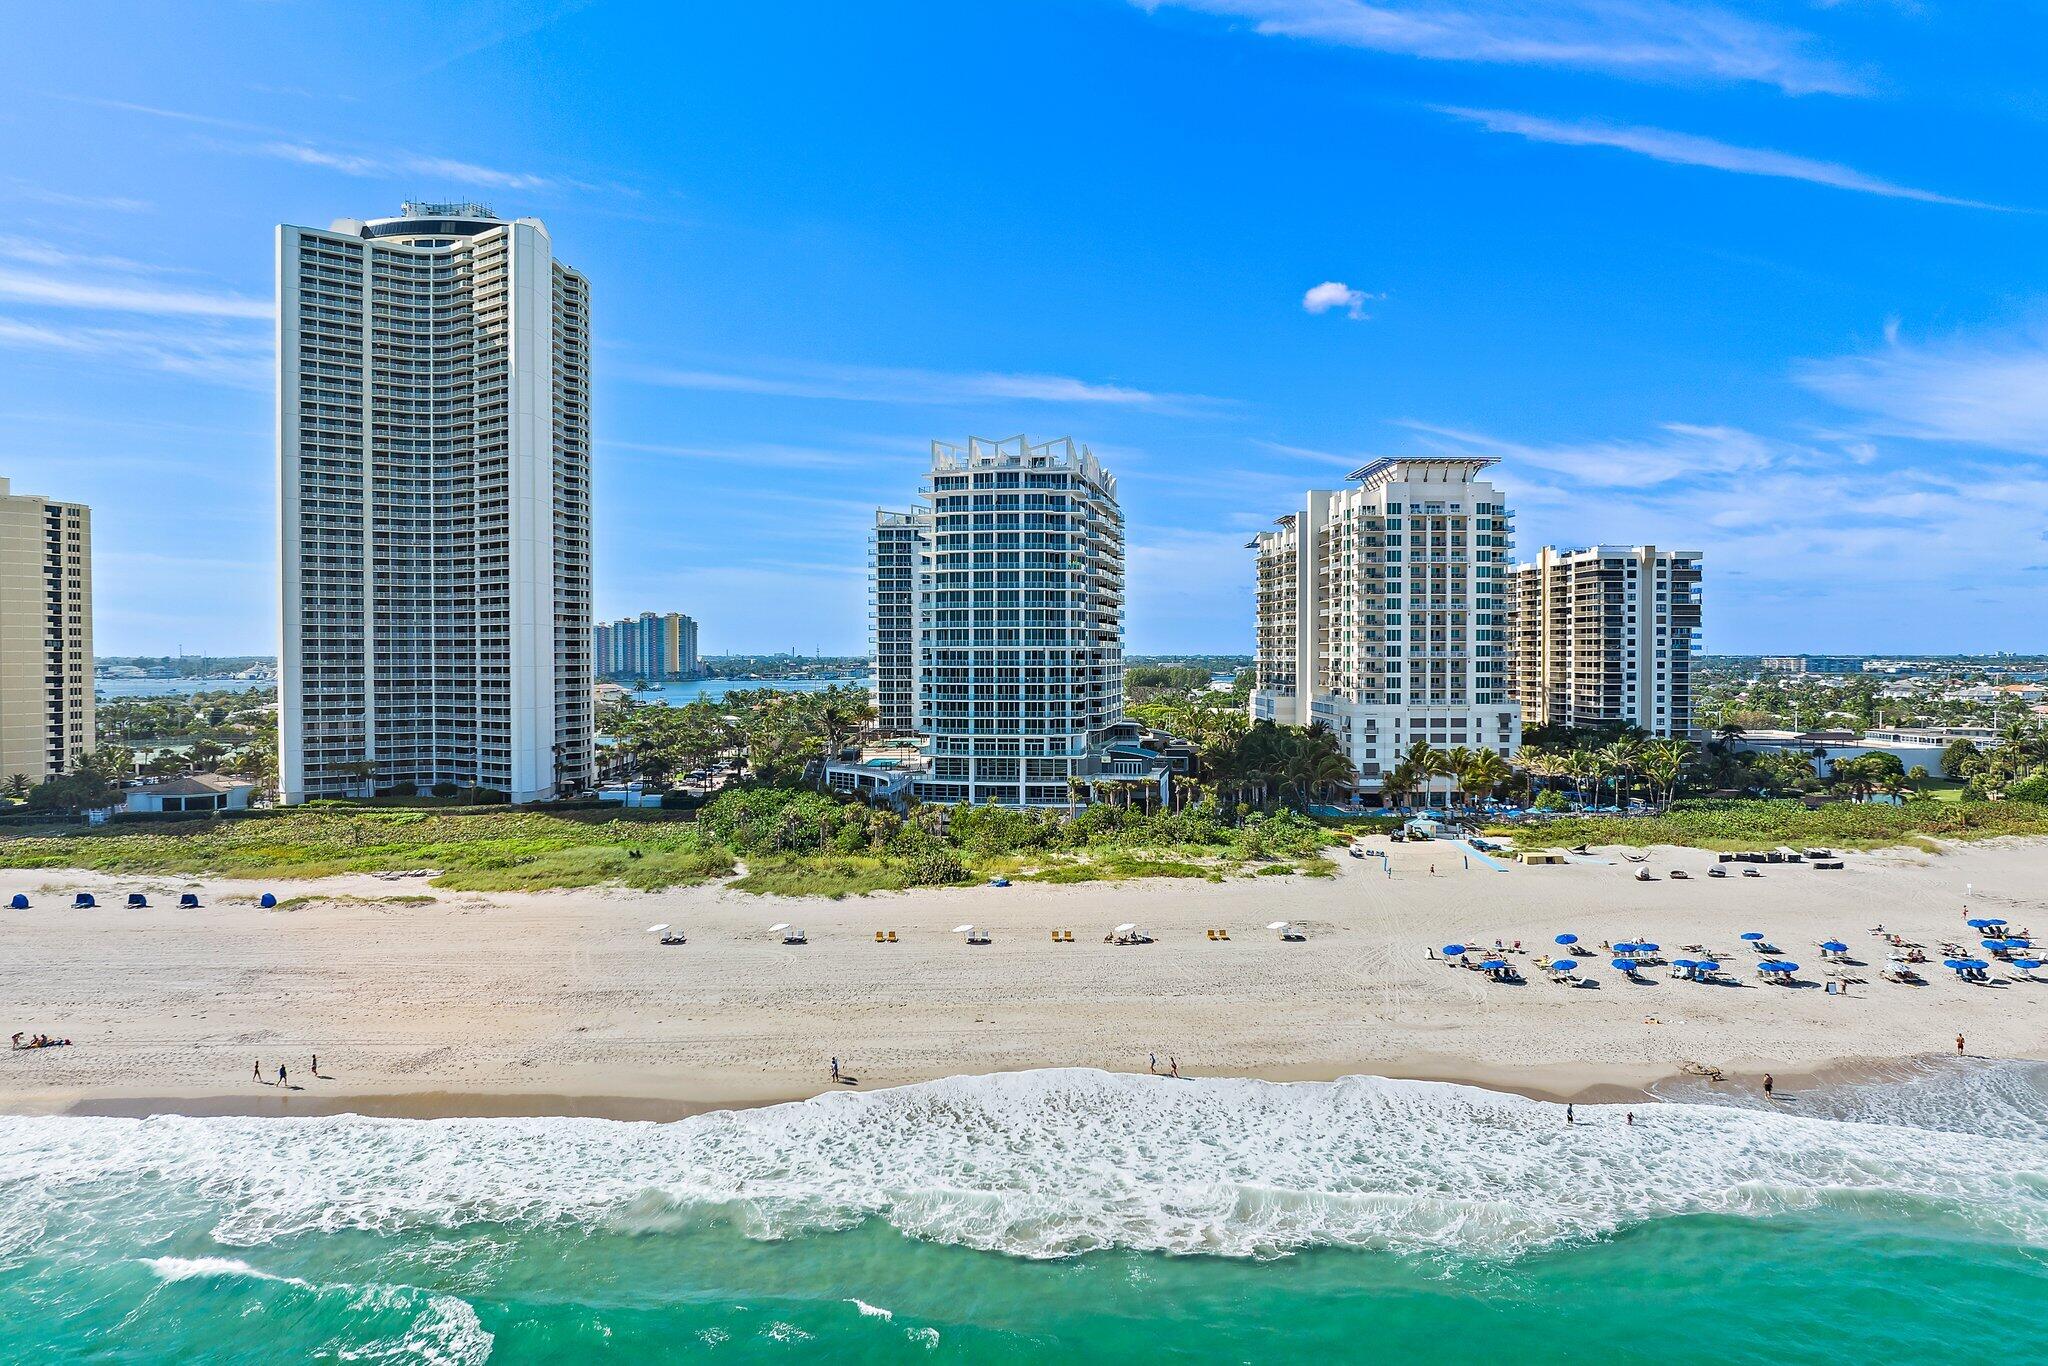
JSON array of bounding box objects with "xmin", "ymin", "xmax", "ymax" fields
[{"xmin": 0, "ymin": 1051, "xmax": 1966, "ymax": 1122}]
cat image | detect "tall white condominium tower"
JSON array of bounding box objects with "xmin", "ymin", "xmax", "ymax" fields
[
  {"xmin": 1507, "ymin": 546, "xmax": 1703, "ymax": 738},
  {"xmin": 874, "ymin": 436, "xmax": 1141, "ymax": 806},
  {"xmin": 869, "ymin": 509, "xmax": 929, "ymax": 736},
  {"xmin": 1250, "ymin": 457, "xmax": 1519, "ymax": 802},
  {"xmin": 277, "ymin": 203, "xmax": 592, "ymax": 804},
  {"xmin": 0, "ymin": 477, "xmax": 93, "ymax": 785}
]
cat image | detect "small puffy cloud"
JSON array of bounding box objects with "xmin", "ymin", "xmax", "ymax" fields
[{"xmin": 1302, "ymin": 281, "xmax": 1380, "ymax": 320}]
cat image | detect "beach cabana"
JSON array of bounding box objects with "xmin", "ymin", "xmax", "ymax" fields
[
  {"xmin": 178, "ymin": 893, "xmax": 200, "ymax": 908},
  {"xmin": 7, "ymin": 894, "xmax": 26, "ymax": 910},
  {"xmin": 72, "ymin": 893, "xmax": 95, "ymax": 909},
  {"xmin": 126, "ymin": 893, "xmax": 149, "ymax": 909},
  {"xmin": 258, "ymin": 892, "xmax": 277, "ymax": 909}
]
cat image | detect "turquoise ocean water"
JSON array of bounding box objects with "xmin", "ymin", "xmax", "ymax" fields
[{"xmin": 3, "ymin": 1062, "xmax": 2044, "ymax": 1362}]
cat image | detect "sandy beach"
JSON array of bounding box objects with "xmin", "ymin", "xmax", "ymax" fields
[{"xmin": 2, "ymin": 835, "xmax": 2045, "ymax": 1116}]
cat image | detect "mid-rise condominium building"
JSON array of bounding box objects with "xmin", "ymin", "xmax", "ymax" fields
[
  {"xmin": 594, "ymin": 612, "xmax": 699, "ymax": 680},
  {"xmin": 863, "ymin": 436, "xmax": 1167, "ymax": 806},
  {"xmin": 1507, "ymin": 545, "xmax": 1703, "ymax": 738},
  {"xmin": 277, "ymin": 203, "xmax": 593, "ymax": 804},
  {"xmin": 1249, "ymin": 457, "xmax": 1519, "ymax": 801},
  {"xmin": 1761, "ymin": 655, "xmax": 1860, "ymax": 675},
  {"xmin": 0, "ymin": 477, "xmax": 93, "ymax": 785}
]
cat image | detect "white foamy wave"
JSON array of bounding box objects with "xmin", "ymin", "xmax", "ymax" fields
[
  {"xmin": 141, "ymin": 1254, "xmax": 307, "ymax": 1287},
  {"xmin": 3, "ymin": 1069, "xmax": 2046, "ymax": 1262},
  {"xmin": 847, "ymin": 1297, "xmax": 893, "ymax": 1320}
]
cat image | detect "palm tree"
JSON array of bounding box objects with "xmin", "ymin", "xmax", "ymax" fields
[
  {"xmin": 1636, "ymin": 738, "xmax": 1690, "ymax": 809},
  {"xmin": 1459, "ymin": 749, "xmax": 1514, "ymax": 805},
  {"xmin": 1566, "ymin": 748, "xmax": 1601, "ymax": 809},
  {"xmin": 1597, "ymin": 739, "xmax": 1640, "ymax": 808},
  {"xmin": 1392, "ymin": 740, "xmax": 1443, "ymax": 811}
]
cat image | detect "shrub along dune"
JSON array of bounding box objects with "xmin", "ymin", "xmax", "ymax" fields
[
  {"xmin": 1488, "ymin": 797, "xmax": 2048, "ymax": 852},
  {"xmin": 0, "ymin": 789, "xmax": 1345, "ymax": 897}
]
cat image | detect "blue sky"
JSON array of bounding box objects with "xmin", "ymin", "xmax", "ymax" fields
[{"xmin": 2, "ymin": 1, "xmax": 2045, "ymax": 656}]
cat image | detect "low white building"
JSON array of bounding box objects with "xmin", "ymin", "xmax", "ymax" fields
[{"xmin": 124, "ymin": 775, "xmax": 255, "ymax": 814}]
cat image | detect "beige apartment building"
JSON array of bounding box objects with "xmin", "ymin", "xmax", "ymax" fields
[
  {"xmin": 0, "ymin": 477, "xmax": 93, "ymax": 785},
  {"xmin": 1507, "ymin": 545, "xmax": 1703, "ymax": 738},
  {"xmin": 1249, "ymin": 457, "xmax": 1519, "ymax": 802}
]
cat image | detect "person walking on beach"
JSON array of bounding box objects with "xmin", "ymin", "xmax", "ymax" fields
[
  {"xmin": 830, "ymin": 1056, "xmax": 841, "ymax": 1082},
  {"xmin": 311, "ymin": 1054, "xmax": 319, "ymax": 1078},
  {"xmin": 1149, "ymin": 1052, "xmax": 1157, "ymax": 1074},
  {"xmin": 1169, "ymin": 1056, "xmax": 1180, "ymax": 1079},
  {"xmin": 1626, "ymin": 1111, "xmax": 1634, "ymax": 1127},
  {"xmin": 1565, "ymin": 1103, "xmax": 1574, "ymax": 1125},
  {"xmin": 1957, "ymin": 1033, "xmax": 1966, "ymax": 1056},
  {"xmin": 253, "ymin": 1059, "xmax": 262, "ymax": 1084},
  {"xmin": 277, "ymin": 1063, "xmax": 287, "ymax": 1088},
  {"xmin": 1763, "ymin": 1073, "xmax": 1774, "ymax": 1099}
]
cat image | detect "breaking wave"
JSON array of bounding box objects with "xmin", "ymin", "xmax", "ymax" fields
[{"xmin": 2, "ymin": 1065, "xmax": 2045, "ymax": 1263}]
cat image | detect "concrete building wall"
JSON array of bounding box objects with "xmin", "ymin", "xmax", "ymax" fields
[
  {"xmin": 277, "ymin": 204, "xmax": 592, "ymax": 804},
  {"xmin": 0, "ymin": 478, "xmax": 93, "ymax": 785},
  {"xmin": 1507, "ymin": 545, "xmax": 1703, "ymax": 738},
  {"xmin": 1249, "ymin": 458, "xmax": 1519, "ymax": 801}
]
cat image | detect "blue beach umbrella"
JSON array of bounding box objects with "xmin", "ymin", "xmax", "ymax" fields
[
  {"xmin": 1740, "ymin": 932, "xmax": 1765, "ymax": 941},
  {"xmin": 1636, "ymin": 942, "xmax": 1661, "ymax": 952},
  {"xmin": 1694, "ymin": 959, "xmax": 1721, "ymax": 972},
  {"xmin": 1762, "ymin": 960, "xmax": 1798, "ymax": 974},
  {"xmin": 1611, "ymin": 958, "xmax": 1638, "ymax": 971},
  {"xmin": 2002, "ymin": 938, "xmax": 2032, "ymax": 950},
  {"xmin": 1613, "ymin": 942, "xmax": 1641, "ymax": 954},
  {"xmin": 1960, "ymin": 958, "xmax": 1989, "ymax": 971},
  {"xmin": 1550, "ymin": 959, "xmax": 1577, "ymax": 973},
  {"xmin": 1481, "ymin": 958, "xmax": 1509, "ymax": 971},
  {"xmin": 1944, "ymin": 958, "xmax": 1972, "ymax": 971},
  {"xmin": 2013, "ymin": 959, "xmax": 2042, "ymax": 971},
  {"xmin": 1982, "ymin": 939, "xmax": 2012, "ymax": 952},
  {"xmin": 1443, "ymin": 944, "xmax": 1468, "ymax": 957},
  {"xmin": 1820, "ymin": 940, "xmax": 1848, "ymax": 953},
  {"xmin": 1672, "ymin": 958, "xmax": 1697, "ymax": 970},
  {"xmin": 1555, "ymin": 933, "xmax": 1579, "ymax": 945}
]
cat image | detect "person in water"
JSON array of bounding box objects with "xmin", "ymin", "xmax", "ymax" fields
[{"xmin": 1565, "ymin": 1103, "xmax": 1575, "ymax": 1125}]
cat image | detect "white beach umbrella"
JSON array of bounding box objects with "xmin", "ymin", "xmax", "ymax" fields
[
  {"xmin": 952, "ymin": 924, "xmax": 974, "ymax": 933},
  {"xmin": 769, "ymin": 923, "xmax": 790, "ymax": 932},
  {"xmin": 645, "ymin": 923, "xmax": 668, "ymax": 933},
  {"xmin": 1114, "ymin": 923, "xmax": 1136, "ymax": 933},
  {"xmin": 1267, "ymin": 921, "xmax": 1289, "ymax": 930}
]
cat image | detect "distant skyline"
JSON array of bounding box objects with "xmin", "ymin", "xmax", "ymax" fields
[{"xmin": 2, "ymin": 3, "xmax": 2045, "ymax": 655}]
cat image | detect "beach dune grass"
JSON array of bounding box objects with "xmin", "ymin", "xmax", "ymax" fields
[{"xmin": 1489, "ymin": 797, "xmax": 2048, "ymax": 851}]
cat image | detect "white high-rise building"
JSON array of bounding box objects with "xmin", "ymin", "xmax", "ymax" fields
[
  {"xmin": 867, "ymin": 436, "xmax": 1165, "ymax": 806},
  {"xmin": 277, "ymin": 203, "xmax": 592, "ymax": 804},
  {"xmin": 1250, "ymin": 457, "xmax": 1519, "ymax": 801},
  {"xmin": 1507, "ymin": 545, "xmax": 1703, "ymax": 738},
  {"xmin": 0, "ymin": 477, "xmax": 93, "ymax": 785}
]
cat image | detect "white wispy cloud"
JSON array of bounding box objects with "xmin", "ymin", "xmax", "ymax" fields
[
  {"xmin": 1136, "ymin": 0, "xmax": 1858, "ymax": 94},
  {"xmin": 625, "ymin": 359, "xmax": 1206, "ymax": 409},
  {"xmin": 1, "ymin": 180, "xmax": 153, "ymax": 213},
  {"xmin": 0, "ymin": 264, "xmax": 270, "ymax": 319},
  {"xmin": 1399, "ymin": 417, "xmax": 1807, "ymax": 488},
  {"xmin": 253, "ymin": 141, "xmax": 557, "ymax": 192},
  {"xmin": 1302, "ymin": 280, "xmax": 1379, "ymax": 319},
  {"xmin": 1796, "ymin": 324, "xmax": 2048, "ymax": 456},
  {"xmin": 0, "ymin": 315, "xmax": 268, "ymax": 386},
  {"xmin": 1435, "ymin": 106, "xmax": 2002, "ymax": 208}
]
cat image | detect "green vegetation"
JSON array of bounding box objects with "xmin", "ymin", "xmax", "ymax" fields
[
  {"xmin": 0, "ymin": 784, "xmax": 1344, "ymax": 895},
  {"xmin": 1485, "ymin": 797, "xmax": 2048, "ymax": 851}
]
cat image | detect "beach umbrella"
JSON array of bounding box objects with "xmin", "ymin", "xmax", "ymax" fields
[
  {"xmin": 1740, "ymin": 932, "xmax": 1764, "ymax": 941},
  {"xmin": 1636, "ymin": 942, "xmax": 1661, "ymax": 953},
  {"xmin": 1611, "ymin": 958, "xmax": 1638, "ymax": 971},
  {"xmin": 1443, "ymin": 944, "xmax": 1468, "ymax": 957},
  {"xmin": 768, "ymin": 923, "xmax": 790, "ymax": 932},
  {"xmin": 1554, "ymin": 933, "xmax": 1578, "ymax": 945},
  {"xmin": 1966, "ymin": 917, "xmax": 2005, "ymax": 929},
  {"xmin": 2003, "ymin": 938, "xmax": 2032, "ymax": 950},
  {"xmin": 1981, "ymin": 939, "xmax": 2010, "ymax": 952},
  {"xmin": 1944, "ymin": 958, "xmax": 1973, "ymax": 971},
  {"xmin": 1481, "ymin": 958, "xmax": 1508, "ymax": 971},
  {"xmin": 1671, "ymin": 958, "xmax": 1697, "ymax": 970},
  {"xmin": 1613, "ymin": 941, "xmax": 1641, "ymax": 954},
  {"xmin": 1760, "ymin": 960, "xmax": 1798, "ymax": 974},
  {"xmin": 1550, "ymin": 959, "xmax": 1577, "ymax": 973},
  {"xmin": 1115, "ymin": 923, "xmax": 1137, "ymax": 934},
  {"xmin": 645, "ymin": 923, "xmax": 668, "ymax": 933},
  {"xmin": 1820, "ymin": 940, "xmax": 1848, "ymax": 953},
  {"xmin": 1960, "ymin": 958, "xmax": 1989, "ymax": 971},
  {"xmin": 952, "ymin": 924, "xmax": 974, "ymax": 933},
  {"xmin": 1267, "ymin": 921, "xmax": 1290, "ymax": 931},
  {"xmin": 1694, "ymin": 959, "xmax": 1721, "ymax": 972},
  {"xmin": 2012, "ymin": 958, "xmax": 2042, "ymax": 971}
]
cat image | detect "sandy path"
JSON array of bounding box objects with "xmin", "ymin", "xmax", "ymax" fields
[{"xmin": 1, "ymin": 837, "xmax": 2044, "ymax": 1114}]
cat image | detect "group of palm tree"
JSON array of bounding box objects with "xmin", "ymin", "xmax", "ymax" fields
[
  {"xmin": 1515, "ymin": 735, "xmax": 1692, "ymax": 810},
  {"xmin": 1381, "ymin": 741, "xmax": 1516, "ymax": 811}
]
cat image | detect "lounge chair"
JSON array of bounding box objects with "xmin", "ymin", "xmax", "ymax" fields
[
  {"xmin": 966, "ymin": 930, "xmax": 991, "ymax": 945},
  {"xmin": 659, "ymin": 932, "xmax": 686, "ymax": 945},
  {"xmin": 782, "ymin": 928, "xmax": 807, "ymax": 945},
  {"xmin": 1206, "ymin": 929, "xmax": 1218, "ymax": 940},
  {"xmin": 875, "ymin": 931, "xmax": 886, "ymax": 942},
  {"xmin": 1218, "ymin": 928, "xmax": 1230, "ymax": 941},
  {"xmin": 1741, "ymin": 868, "xmax": 1761, "ymax": 879},
  {"xmin": 886, "ymin": 930, "xmax": 898, "ymax": 943}
]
